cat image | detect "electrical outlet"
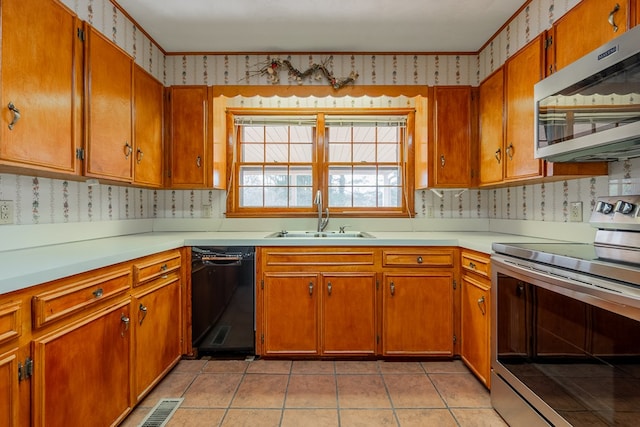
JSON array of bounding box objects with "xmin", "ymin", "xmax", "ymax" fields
[
  {"xmin": 569, "ymin": 201, "xmax": 583, "ymax": 222},
  {"xmin": 0, "ymin": 200, "xmax": 14, "ymax": 225},
  {"xmin": 426, "ymin": 206, "xmax": 434, "ymax": 218},
  {"xmin": 202, "ymin": 204, "xmax": 213, "ymax": 218}
]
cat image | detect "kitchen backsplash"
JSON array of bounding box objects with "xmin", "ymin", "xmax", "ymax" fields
[
  {"xmin": 1, "ymin": 159, "xmax": 638, "ymax": 225},
  {"xmin": 4, "ymin": 0, "xmax": 635, "ymax": 228}
]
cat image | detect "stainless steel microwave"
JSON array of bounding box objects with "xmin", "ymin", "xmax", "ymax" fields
[{"xmin": 534, "ymin": 25, "xmax": 640, "ymax": 162}]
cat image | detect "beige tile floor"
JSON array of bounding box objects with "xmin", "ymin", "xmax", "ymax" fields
[{"xmin": 120, "ymin": 359, "xmax": 508, "ymax": 427}]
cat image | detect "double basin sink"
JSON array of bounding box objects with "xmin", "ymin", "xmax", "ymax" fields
[{"xmin": 266, "ymin": 230, "xmax": 375, "ymax": 239}]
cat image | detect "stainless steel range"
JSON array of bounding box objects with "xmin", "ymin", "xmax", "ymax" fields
[{"xmin": 491, "ymin": 195, "xmax": 640, "ymax": 427}]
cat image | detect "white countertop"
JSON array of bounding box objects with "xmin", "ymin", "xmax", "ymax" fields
[{"xmin": 0, "ymin": 230, "xmax": 559, "ymax": 295}]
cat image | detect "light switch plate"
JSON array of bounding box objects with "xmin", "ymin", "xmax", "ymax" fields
[
  {"xmin": 0, "ymin": 200, "xmax": 14, "ymax": 225},
  {"xmin": 569, "ymin": 201, "xmax": 583, "ymax": 222}
]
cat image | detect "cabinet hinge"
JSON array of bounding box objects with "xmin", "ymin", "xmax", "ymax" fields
[
  {"xmin": 376, "ymin": 279, "xmax": 379, "ymax": 290},
  {"xmin": 261, "ymin": 333, "xmax": 264, "ymax": 344},
  {"xmin": 453, "ymin": 335, "xmax": 457, "ymax": 345},
  {"xmin": 545, "ymin": 35, "xmax": 553, "ymax": 49},
  {"xmin": 18, "ymin": 357, "xmax": 33, "ymax": 382},
  {"xmin": 75, "ymin": 148, "xmax": 85, "ymax": 160},
  {"xmin": 77, "ymin": 28, "xmax": 86, "ymax": 42},
  {"xmin": 261, "ymin": 279, "xmax": 264, "ymax": 290},
  {"xmin": 453, "ymin": 279, "xmax": 457, "ymax": 290}
]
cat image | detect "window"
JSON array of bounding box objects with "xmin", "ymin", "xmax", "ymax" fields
[{"xmin": 227, "ymin": 109, "xmax": 414, "ymax": 217}]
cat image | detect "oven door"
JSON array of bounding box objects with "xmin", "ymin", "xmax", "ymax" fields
[{"xmin": 491, "ymin": 255, "xmax": 640, "ymax": 427}]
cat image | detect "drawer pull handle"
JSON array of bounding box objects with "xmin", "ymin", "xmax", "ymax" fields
[
  {"xmin": 120, "ymin": 314, "xmax": 130, "ymax": 337},
  {"xmin": 92, "ymin": 288, "xmax": 104, "ymax": 298},
  {"xmin": 196, "ymin": 155, "xmax": 202, "ymax": 168},
  {"xmin": 468, "ymin": 262, "xmax": 476, "ymax": 269},
  {"xmin": 160, "ymin": 263, "xmax": 169, "ymax": 278},
  {"xmin": 495, "ymin": 148, "xmax": 501, "ymax": 164},
  {"xmin": 7, "ymin": 102, "xmax": 20, "ymax": 130},
  {"xmin": 139, "ymin": 304, "xmax": 148, "ymax": 325},
  {"xmin": 609, "ymin": 3, "xmax": 620, "ymax": 32},
  {"xmin": 477, "ymin": 296, "xmax": 486, "ymax": 316},
  {"xmin": 136, "ymin": 148, "xmax": 144, "ymax": 164},
  {"xmin": 327, "ymin": 281, "xmax": 332, "ymax": 296},
  {"xmin": 124, "ymin": 141, "xmax": 133, "ymax": 159},
  {"xmin": 390, "ymin": 281, "xmax": 395, "ymax": 296},
  {"xmin": 416, "ymin": 256, "xmax": 423, "ymax": 264},
  {"xmin": 309, "ymin": 281, "xmax": 314, "ymax": 296}
]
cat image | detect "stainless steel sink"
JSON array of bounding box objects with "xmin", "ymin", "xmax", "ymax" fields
[{"xmin": 265, "ymin": 230, "xmax": 375, "ymax": 238}]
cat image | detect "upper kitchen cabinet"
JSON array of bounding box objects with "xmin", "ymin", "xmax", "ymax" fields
[
  {"xmin": 84, "ymin": 25, "xmax": 134, "ymax": 183},
  {"xmin": 478, "ymin": 67, "xmax": 505, "ymax": 186},
  {"xmin": 133, "ymin": 65, "xmax": 164, "ymax": 188},
  {"xmin": 167, "ymin": 86, "xmax": 212, "ymax": 188},
  {"xmin": 416, "ymin": 87, "xmax": 474, "ymax": 189},
  {"xmin": 550, "ymin": 0, "xmax": 630, "ymax": 73},
  {"xmin": 0, "ymin": 0, "xmax": 82, "ymax": 177}
]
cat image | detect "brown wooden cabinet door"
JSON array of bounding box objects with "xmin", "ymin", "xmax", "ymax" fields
[
  {"xmin": 382, "ymin": 272, "xmax": 453, "ymax": 356},
  {"xmin": 479, "ymin": 68, "xmax": 505, "ymax": 186},
  {"xmin": 321, "ymin": 273, "xmax": 377, "ymax": 356},
  {"xmin": 32, "ymin": 302, "xmax": 131, "ymax": 427},
  {"xmin": 0, "ymin": 349, "xmax": 19, "ymax": 427},
  {"xmin": 432, "ymin": 87, "xmax": 472, "ymax": 187},
  {"xmin": 0, "ymin": 0, "xmax": 81, "ymax": 175},
  {"xmin": 505, "ymin": 36, "xmax": 544, "ymax": 181},
  {"xmin": 461, "ymin": 274, "xmax": 490, "ymax": 388},
  {"xmin": 553, "ymin": 0, "xmax": 629, "ymax": 72},
  {"xmin": 84, "ymin": 25, "xmax": 134, "ymax": 182},
  {"xmin": 263, "ymin": 273, "xmax": 319, "ymax": 356},
  {"xmin": 133, "ymin": 65, "xmax": 164, "ymax": 188},
  {"xmin": 133, "ymin": 279, "xmax": 182, "ymax": 401},
  {"xmin": 168, "ymin": 86, "xmax": 210, "ymax": 188}
]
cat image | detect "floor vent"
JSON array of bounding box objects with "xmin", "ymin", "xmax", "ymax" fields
[{"xmin": 138, "ymin": 398, "xmax": 183, "ymax": 427}]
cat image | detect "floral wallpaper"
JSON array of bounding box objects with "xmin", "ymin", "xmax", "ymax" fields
[{"xmin": 1, "ymin": 0, "xmax": 638, "ymax": 227}]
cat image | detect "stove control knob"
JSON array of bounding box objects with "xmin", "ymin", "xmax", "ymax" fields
[
  {"xmin": 596, "ymin": 201, "xmax": 614, "ymax": 214},
  {"xmin": 615, "ymin": 200, "xmax": 636, "ymax": 215}
]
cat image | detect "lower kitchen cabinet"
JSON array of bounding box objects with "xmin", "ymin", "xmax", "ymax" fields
[
  {"xmin": 460, "ymin": 250, "xmax": 491, "ymax": 388},
  {"xmin": 0, "ymin": 348, "xmax": 20, "ymax": 427},
  {"xmin": 382, "ymin": 272, "xmax": 454, "ymax": 356},
  {"xmin": 132, "ymin": 277, "xmax": 182, "ymax": 401},
  {"xmin": 32, "ymin": 301, "xmax": 132, "ymax": 426}
]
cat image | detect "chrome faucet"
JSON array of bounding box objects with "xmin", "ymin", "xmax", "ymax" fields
[{"xmin": 314, "ymin": 190, "xmax": 329, "ymax": 232}]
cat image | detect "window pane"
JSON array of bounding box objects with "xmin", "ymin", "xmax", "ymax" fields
[
  {"xmin": 264, "ymin": 187, "xmax": 288, "ymax": 207},
  {"xmin": 290, "ymin": 166, "xmax": 312, "ymax": 186},
  {"xmin": 353, "ymin": 187, "xmax": 377, "ymax": 207},
  {"xmin": 242, "ymin": 127, "xmax": 264, "ymax": 143},
  {"xmin": 290, "ymin": 143, "xmax": 312, "ymax": 162},
  {"xmin": 329, "ymin": 166, "xmax": 352, "ymax": 185},
  {"xmin": 353, "ymin": 166, "xmax": 377, "ymax": 186},
  {"xmin": 353, "ymin": 143, "xmax": 376, "ymax": 162},
  {"xmin": 240, "ymin": 187, "xmax": 263, "ymax": 206},
  {"xmin": 378, "ymin": 166, "xmax": 401, "ymax": 185},
  {"xmin": 265, "ymin": 126, "xmax": 289, "ymax": 142},
  {"xmin": 264, "ymin": 166, "xmax": 288, "ymax": 186},
  {"xmin": 328, "ymin": 143, "xmax": 351, "ymax": 162},
  {"xmin": 377, "ymin": 143, "xmax": 398, "ymax": 162},
  {"xmin": 328, "ymin": 127, "xmax": 351, "ymax": 142},
  {"xmin": 242, "ymin": 143, "xmax": 264, "ymax": 162},
  {"xmin": 378, "ymin": 127, "xmax": 399, "ymax": 142},
  {"xmin": 328, "ymin": 187, "xmax": 352, "ymax": 207},
  {"xmin": 379, "ymin": 187, "xmax": 401, "ymax": 207},
  {"xmin": 240, "ymin": 166, "xmax": 263, "ymax": 185},
  {"xmin": 290, "ymin": 126, "xmax": 313, "ymax": 142},
  {"xmin": 290, "ymin": 186, "xmax": 312, "ymax": 207},
  {"xmin": 353, "ymin": 126, "xmax": 375, "ymax": 142},
  {"xmin": 265, "ymin": 144, "xmax": 288, "ymax": 162}
]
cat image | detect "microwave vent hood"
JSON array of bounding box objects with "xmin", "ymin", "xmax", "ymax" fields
[{"xmin": 534, "ymin": 24, "xmax": 640, "ymax": 162}]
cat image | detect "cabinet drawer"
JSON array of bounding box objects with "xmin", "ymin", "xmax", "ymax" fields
[
  {"xmin": 133, "ymin": 250, "xmax": 181, "ymax": 286},
  {"xmin": 382, "ymin": 249, "xmax": 455, "ymax": 268},
  {"xmin": 263, "ymin": 249, "xmax": 376, "ymax": 267},
  {"xmin": 461, "ymin": 251, "xmax": 491, "ymax": 279},
  {"xmin": 0, "ymin": 301, "xmax": 22, "ymax": 344},
  {"xmin": 32, "ymin": 267, "xmax": 131, "ymax": 329}
]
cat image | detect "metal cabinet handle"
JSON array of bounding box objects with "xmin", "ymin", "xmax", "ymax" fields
[
  {"xmin": 7, "ymin": 102, "xmax": 20, "ymax": 130},
  {"xmin": 468, "ymin": 261, "xmax": 476, "ymax": 270},
  {"xmin": 136, "ymin": 148, "xmax": 144, "ymax": 164},
  {"xmin": 327, "ymin": 281, "xmax": 332, "ymax": 295},
  {"xmin": 477, "ymin": 296, "xmax": 486, "ymax": 315},
  {"xmin": 495, "ymin": 148, "xmax": 501, "ymax": 164},
  {"xmin": 417, "ymin": 256, "xmax": 423, "ymax": 264},
  {"xmin": 160, "ymin": 263, "xmax": 169, "ymax": 278},
  {"xmin": 139, "ymin": 304, "xmax": 148, "ymax": 325},
  {"xmin": 440, "ymin": 155, "xmax": 446, "ymax": 167},
  {"xmin": 308, "ymin": 281, "xmax": 314, "ymax": 296},
  {"xmin": 124, "ymin": 142, "xmax": 133, "ymax": 158},
  {"xmin": 506, "ymin": 143, "xmax": 514, "ymax": 161},
  {"xmin": 390, "ymin": 281, "xmax": 395, "ymax": 296},
  {"xmin": 92, "ymin": 287, "xmax": 104, "ymax": 298},
  {"xmin": 120, "ymin": 314, "xmax": 130, "ymax": 337},
  {"xmin": 196, "ymin": 156, "xmax": 202, "ymax": 168},
  {"xmin": 609, "ymin": 3, "xmax": 620, "ymax": 32}
]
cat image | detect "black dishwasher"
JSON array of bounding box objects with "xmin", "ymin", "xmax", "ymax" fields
[{"xmin": 191, "ymin": 246, "xmax": 255, "ymax": 356}]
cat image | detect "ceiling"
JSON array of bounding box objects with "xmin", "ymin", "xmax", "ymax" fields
[{"xmin": 115, "ymin": 0, "xmax": 525, "ymax": 53}]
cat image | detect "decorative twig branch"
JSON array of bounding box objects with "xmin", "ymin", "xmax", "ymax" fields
[{"xmin": 258, "ymin": 58, "xmax": 358, "ymax": 89}]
